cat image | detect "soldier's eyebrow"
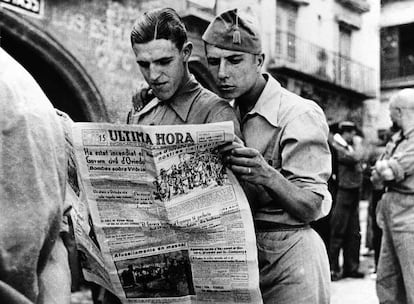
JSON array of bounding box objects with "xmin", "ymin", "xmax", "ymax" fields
[
  {"xmin": 226, "ymin": 54, "xmax": 243, "ymax": 59},
  {"xmin": 154, "ymin": 56, "xmax": 174, "ymax": 64}
]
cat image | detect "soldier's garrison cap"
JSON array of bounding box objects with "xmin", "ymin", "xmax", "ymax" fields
[{"xmin": 202, "ymin": 8, "xmax": 262, "ymax": 55}]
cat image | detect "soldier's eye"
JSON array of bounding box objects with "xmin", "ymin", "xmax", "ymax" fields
[
  {"xmin": 137, "ymin": 61, "xmax": 149, "ymax": 68},
  {"xmin": 228, "ymin": 57, "xmax": 243, "ymax": 64},
  {"xmin": 159, "ymin": 59, "xmax": 173, "ymax": 66},
  {"xmin": 207, "ymin": 58, "xmax": 220, "ymax": 66}
]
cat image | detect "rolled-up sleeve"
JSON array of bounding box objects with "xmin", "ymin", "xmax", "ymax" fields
[{"xmin": 280, "ymin": 109, "xmax": 332, "ymax": 216}]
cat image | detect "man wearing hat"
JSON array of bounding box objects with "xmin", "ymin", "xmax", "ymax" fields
[
  {"xmin": 104, "ymin": 8, "xmax": 241, "ymax": 304},
  {"xmin": 203, "ymin": 9, "xmax": 332, "ymax": 303},
  {"xmin": 329, "ymin": 121, "xmax": 365, "ymax": 281}
]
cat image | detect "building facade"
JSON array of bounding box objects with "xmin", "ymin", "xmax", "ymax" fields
[
  {"xmin": 257, "ymin": 0, "xmax": 380, "ymax": 141},
  {"xmin": 0, "ymin": 0, "xmax": 380, "ymax": 140},
  {"xmin": 380, "ymin": 0, "xmax": 414, "ymax": 130},
  {"xmin": 0, "ymin": 0, "xmax": 216, "ymax": 123}
]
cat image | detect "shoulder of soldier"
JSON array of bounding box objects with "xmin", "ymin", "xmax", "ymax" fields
[
  {"xmin": 278, "ymin": 88, "xmax": 325, "ymax": 127},
  {"xmin": 281, "ymin": 87, "xmax": 322, "ymax": 113},
  {"xmin": 195, "ymin": 87, "xmax": 233, "ymax": 110}
]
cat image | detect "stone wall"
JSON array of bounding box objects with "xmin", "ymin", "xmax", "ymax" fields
[{"xmin": 24, "ymin": 0, "xmax": 186, "ymax": 122}]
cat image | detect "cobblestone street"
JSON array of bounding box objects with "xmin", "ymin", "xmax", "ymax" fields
[{"xmin": 71, "ymin": 201, "xmax": 379, "ymax": 304}]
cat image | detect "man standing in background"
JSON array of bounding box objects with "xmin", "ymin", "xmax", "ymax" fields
[
  {"xmin": 203, "ymin": 9, "xmax": 332, "ymax": 304},
  {"xmin": 329, "ymin": 121, "xmax": 365, "ymax": 281},
  {"xmin": 372, "ymin": 88, "xmax": 414, "ymax": 304}
]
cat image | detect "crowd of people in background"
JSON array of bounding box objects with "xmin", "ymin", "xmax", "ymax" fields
[
  {"xmin": 312, "ymin": 120, "xmax": 393, "ymax": 278},
  {"xmin": 312, "ymin": 89, "xmax": 414, "ymax": 304},
  {"xmin": 312, "ymin": 121, "xmax": 387, "ymax": 280}
]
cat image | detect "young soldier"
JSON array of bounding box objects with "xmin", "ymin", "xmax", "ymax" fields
[
  {"xmin": 104, "ymin": 8, "xmax": 240, "ymax": 304},
  {"xmin": 203, "ymin": 9, "xmax": 332, "ymax": 303},
  {"xmin": 127, "ymin": 7, "xmax": 240, "ymax": 135}
]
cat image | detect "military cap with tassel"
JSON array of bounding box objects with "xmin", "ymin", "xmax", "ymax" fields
[{"xmin": 202, "ymin": 8, "xmax": 262, "ymax": 55}]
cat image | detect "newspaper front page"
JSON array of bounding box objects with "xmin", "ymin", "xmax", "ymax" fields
[{"xmin": 70, "ymin": 121, "xmax": 262, "ymax": 304}]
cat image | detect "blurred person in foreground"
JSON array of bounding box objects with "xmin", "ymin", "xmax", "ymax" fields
[
  {"xmin": 103, "ymin": 7, "xmax": 240, "ymax": 303},
  {"xmin": 203, "ymin": 9, "xmax": 332, "ymax": 304},
  {"xmin": 0, "ymin": 47, "xmax": 71, "ymax": 303},
  {"xmin": 328, "ymin": 121, "xmax": 365, "ymax": 281},
  {"xmin": 371, "ymin": 88, "xmax": 414, "ymax": 304}
]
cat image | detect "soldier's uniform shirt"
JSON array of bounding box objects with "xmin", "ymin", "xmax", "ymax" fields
[
  {"xmin": 235, "ymin": 73, "xmax": 332, "ymax": 304},
  {"xmin": 128, "ymin": 75, "xmax": 241, "ymax": 137},
  {"xmin": 236, "ymin": 73, "xmax": 332, "ymax": 225}
]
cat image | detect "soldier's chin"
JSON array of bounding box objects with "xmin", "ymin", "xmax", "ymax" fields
[
  {"xmin": 218, "ymin": 90, "xmax": 237, "ymax": 100},
  {"xmin": 153, "ymin": 90, "xmax": 172, "ymax": 101},
  {"xmin": 390, "ymin": 122, "xmax": 401, "ymax": 133}
]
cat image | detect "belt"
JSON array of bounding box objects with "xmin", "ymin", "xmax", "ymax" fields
[{"xmin": 254, "ymin": 220, "xmax": 309, "ymax": 232}]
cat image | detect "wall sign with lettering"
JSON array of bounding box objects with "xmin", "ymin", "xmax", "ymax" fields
[{"xmin": 0, "ymin": 0, "xmax": 43, "ymax": 18}]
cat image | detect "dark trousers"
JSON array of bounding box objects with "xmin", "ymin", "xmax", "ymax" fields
[
  {"xmin": 329, "ymin": 187, "xmax": 361, "ymax": 273},
  {"xmin": 370, "ymin": 189, "xmax": 384, "ymax": 269}
]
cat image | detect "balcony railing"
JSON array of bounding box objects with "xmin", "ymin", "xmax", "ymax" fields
[
  {"xmin": 268, "ymin": 31, "xmax": 376, "ymax": 97},
  {"xmin": 381, "ymin": 57, "xmax": 414, "ymax": 81}
]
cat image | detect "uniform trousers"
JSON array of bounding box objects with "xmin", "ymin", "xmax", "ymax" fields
[{"xmin": 257, "ymin": 226, "xmax": 330, "ymax": 304}]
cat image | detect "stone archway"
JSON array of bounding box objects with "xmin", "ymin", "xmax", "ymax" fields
[{"xmin": 0, "ymin": 9, "xmax": 108, "ymax": 122}]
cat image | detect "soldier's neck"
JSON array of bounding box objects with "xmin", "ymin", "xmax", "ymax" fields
[{"xmin": 236, "ymin": 74, "xmax": 267, "ymax": 118}]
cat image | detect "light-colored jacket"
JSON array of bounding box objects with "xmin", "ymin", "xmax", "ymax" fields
[{"xmin": 0, "ymin": 48, "xmax": 71, "ymax": 304}]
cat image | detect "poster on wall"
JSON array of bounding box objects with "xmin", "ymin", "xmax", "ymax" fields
[{"xmin": 0, "ymin": 0, "xmax": 44, "ymax": 18}]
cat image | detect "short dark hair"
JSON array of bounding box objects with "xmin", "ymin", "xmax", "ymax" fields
[{"xmin": 131, "ymin": 8, "xmax": 187, "ymax": 51}]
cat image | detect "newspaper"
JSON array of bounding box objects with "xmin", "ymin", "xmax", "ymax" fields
[{"xmin": 69, "ymin": 121, "xmax": 262, "ymax": 304}]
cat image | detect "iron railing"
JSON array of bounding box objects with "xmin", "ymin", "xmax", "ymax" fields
[
  {"xmin": 381, "ymin": 57, "xmax": 414, "ymax": 81},
  {"xmin": 269, "ymin": 31, "xmax": 376, "ymax": 96}
]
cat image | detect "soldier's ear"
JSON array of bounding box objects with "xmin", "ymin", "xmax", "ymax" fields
[
  {"xmin": 395, "ymin": 107, "xmax": 403, "ymax": 118},
  {"xmin": 182, "ymin": 42, "xmax": 193, "ymax": 61},
  {"xmin": 255, "ymin": 53, "xmax": 265, "ymax": 71},
  {"xmin": 258, "ymin": 53, "xmax": 265, "ymax": 67}
]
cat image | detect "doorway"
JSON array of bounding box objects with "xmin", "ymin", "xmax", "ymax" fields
[{"xmin": 0, "ymin": 9, "xmax": 108, "ymax": 122}]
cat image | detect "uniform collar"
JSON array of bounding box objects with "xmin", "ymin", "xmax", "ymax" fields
[
  {"xmin": 168, "ymin": 75, "xmax": 200, "ymax": 122},
  {"xmin": 237, "ymin": 73, "xmax": 282, "ymax": 127},
  {"xmin": 401, "ymin": 127, "xmax": 414, "ymax": 138}
]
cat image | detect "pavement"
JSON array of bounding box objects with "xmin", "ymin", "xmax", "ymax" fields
[
  {"xmin": 331, "ymin": 200, "xmax": 379, "ymax": 304},
  {"xmin": 71, "ymin": 201, "xmax": 379, "ymax": 304}
]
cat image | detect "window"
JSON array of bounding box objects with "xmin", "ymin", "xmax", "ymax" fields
[
  {"xmin": 276, "ymin": 0, "xmax": 298, "ymax": 62},
  {"xmin": 380, "ymin": 22, "xmax": 414, "ymax": 80},
  {"xmin": 381, "ymin": 26, "xmax": 399, "ymax": 79},
  {"xmin": 338, "ymin": 25, "xmax": 352, "ymax": 84},
  {"xmin": 399, "ymin": 22, "xmax": 414, "ymax": 77}
]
